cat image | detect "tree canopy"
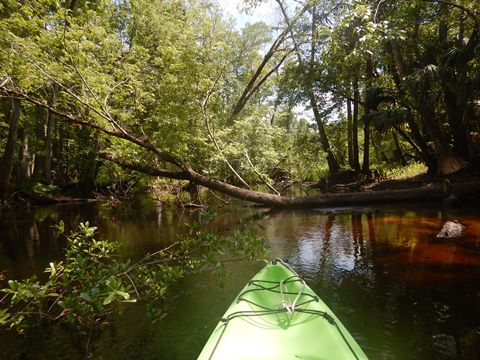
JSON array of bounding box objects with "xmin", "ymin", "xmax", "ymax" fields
[{"xmin": 0, "ymin": 0, "xmax": 479, "ymax": 205}]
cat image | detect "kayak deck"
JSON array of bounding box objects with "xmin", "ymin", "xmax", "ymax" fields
[{"xmin": 198, "ymin": 260, "xmax": 368, "ymax": 359}]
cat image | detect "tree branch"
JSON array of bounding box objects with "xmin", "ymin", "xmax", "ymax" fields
[
  {"xmin": 201, "ymin": 74, "xmax": 251, "ymax": 188},
  {"xmin": 243, "ymin": 50, "xmax": 291, "ymax": 106},
  {"xmin": 0, "ymin": 86, "xmax": 187, "ymax": 169},
  {"xmin": 244, "ymin": 150, "xmax": 280, "ymax": 195},
  {"xmin": 231, "ymin": 1, "xmax": 312, "ymax": 117},
  {"xmin": 98, "ymin": 152, "xmax": 190, "ymax": 180},
  {"xmin": 422, "ymin": 0, "xmax": 478, "ymax": 22},
  {"xmin": 421, "ymin": 0, "xmax": 479, "ymax": 56}
]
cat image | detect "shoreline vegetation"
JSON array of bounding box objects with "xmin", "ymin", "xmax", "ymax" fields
[{"xmin": 4, "ymin": 166, "xmax": 480, "ymax": 210}]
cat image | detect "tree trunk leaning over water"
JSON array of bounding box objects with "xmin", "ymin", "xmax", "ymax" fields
[
  {"xmin": 4, "ymin": 87, "xmax": 480, "ymax": 208},
  {"xmin": 100, "ymin": 152, "xmax": 480, "ymax": 207}
]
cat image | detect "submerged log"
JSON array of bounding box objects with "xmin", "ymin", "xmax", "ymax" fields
[{"xmin": 14, "ymin": 191, "xmax": 98, "ymax": 205}]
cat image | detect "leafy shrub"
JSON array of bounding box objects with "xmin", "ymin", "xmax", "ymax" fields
[
  {"xmin": 0, "ymin": 210, "xmax": 266, "ymax": 332},
  {"xmin": 30, "ymin": 182, "xmax": 60, "ymax": 197}
]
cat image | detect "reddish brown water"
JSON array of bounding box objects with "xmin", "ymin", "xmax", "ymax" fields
[{"xmin": 0, "ymin": 202, "xmax": 479, "ymax": 359}]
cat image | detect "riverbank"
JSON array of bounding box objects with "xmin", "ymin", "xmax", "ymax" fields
[
  {"xmin": 366, "ymin": 168, "xmax": 480, "ymax": 192},
  {"xmin": 4, "ymin": 167, "xmax": 480, "ymax": 210}
]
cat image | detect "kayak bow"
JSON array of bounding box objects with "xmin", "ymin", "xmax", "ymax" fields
[{"xmin": 198, "ymin": 260, "xmax": 368, "ymax": 360}]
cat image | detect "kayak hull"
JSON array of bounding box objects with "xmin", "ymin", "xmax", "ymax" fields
[{"xmin": 198, "ymin": 260, "xmax": 368, "ymax": 360}]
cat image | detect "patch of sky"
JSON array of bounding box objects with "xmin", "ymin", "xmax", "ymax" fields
[{"xmin": 218, "ymin": 0, "xmax": 278, "ymax": 29}]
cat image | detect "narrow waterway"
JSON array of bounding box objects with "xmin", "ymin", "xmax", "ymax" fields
[{"xmin": 0, "ymin": 202, "xmax": 479, "ymax": 359}]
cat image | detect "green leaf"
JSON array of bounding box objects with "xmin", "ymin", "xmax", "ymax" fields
[
  {"xmin": 0, "ymin": 309, "xmax": 10, "ymax": 325},
  {"xmin": 80, "ymin": 292, "xmax": 92, "ymax": 302},
  {"xmin": 103, "ymin": 293, "xmax": 115, "ymax": 305},
  {"xmin": 115, "ymin": 291, "xmax": 130, "ymax": 300}
]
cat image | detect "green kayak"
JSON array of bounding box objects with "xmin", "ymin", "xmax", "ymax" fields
[{"xmin": 198, "ymin": 260, "xmax": 368, "ymax": 360}]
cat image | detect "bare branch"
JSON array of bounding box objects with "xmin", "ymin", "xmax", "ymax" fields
[
  {"xmin": 201, "ymin": 74, "xmax": 251, "ymax": 188},
  {"xmin": 207, "ymin": 188, "xmax": 231, "ymax": 204},
  {"xmin": 11, "ymin": 43, "xmax": 129, "ymax": 137},
  {"xmin": 244, "ymin": 150, "xmax": 280, "ymax": 195},
  {"xmin": 62, "ymin": 42, "xmax": 130, "ymax": 136},
  {"xmin": 0, "ymin": 77, "xmax": 10, "ymax": 88},
  {"xmin": 231, "ymin": 1, "xmax": 312, "ymax": 117},
  {"xmin": 105, "ymin": 78, "xmax": 130, "ymax": 109}
]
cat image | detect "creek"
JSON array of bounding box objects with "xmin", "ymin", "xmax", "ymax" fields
[{"xmin": 0, "ymin": 201, "xmax": 479, "ymax": 359}]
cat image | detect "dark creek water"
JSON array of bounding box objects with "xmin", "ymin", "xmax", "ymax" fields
[{"xmin": 0, "ymin": 202, "xmax": 480, "ymax": 359}]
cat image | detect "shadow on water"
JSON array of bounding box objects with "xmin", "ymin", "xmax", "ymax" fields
[{"xmin": 0, "ymin": 202, "xmax": 479, "ymax": 359}]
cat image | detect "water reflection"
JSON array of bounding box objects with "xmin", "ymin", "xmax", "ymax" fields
[
  {"xmin": 260, "ymin": 207, "xmax": 480, "ymax": 359},
  {"xmin": 0, "ymin": 203, "xmax": 479, "ymax": 359}
]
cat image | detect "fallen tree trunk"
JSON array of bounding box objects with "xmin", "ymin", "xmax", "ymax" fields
[
  {"xmin": 99, "ymin": 153, "xmax": 480, "ymax": 207},
  {"xmin": 189, "ymin": 173, "xmax": 480, "ymax": 207},
  {"xmin": 4, "ymin": 89, "xmax": 480, "ymax": 209}
]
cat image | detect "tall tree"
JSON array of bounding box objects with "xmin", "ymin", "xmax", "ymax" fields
[
  {"xmin": 276, "ymin": 0, "xmax": 341, "ymax": 175},
  {"xmin": 0, "ymin": 99, "xmax": 21, "ymax": 200}
]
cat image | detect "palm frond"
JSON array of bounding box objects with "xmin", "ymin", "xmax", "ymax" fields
[
  {"xmin": 411, "ymin": 63, "xmax": 437, "ymax": 81},
  {"xmin": 362, "ymin": 108, "xmax": 409, "ymax": 134},
  {"xmin": 364, "ymin": 87, "xmax": 397, "ymax": 110}
]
